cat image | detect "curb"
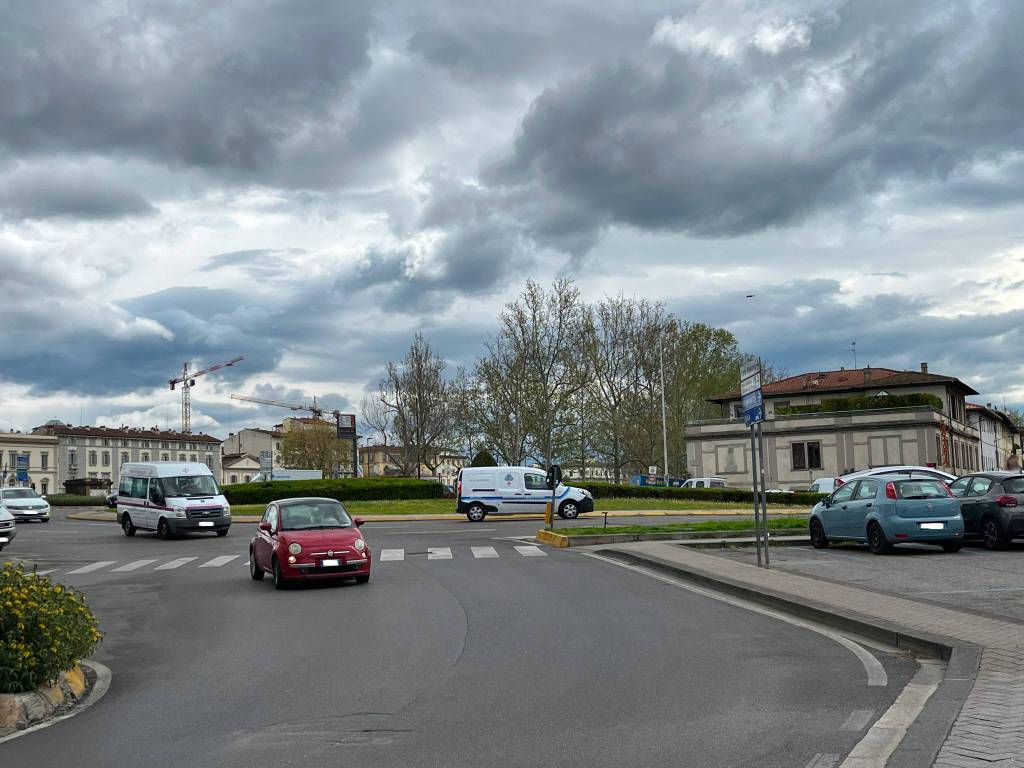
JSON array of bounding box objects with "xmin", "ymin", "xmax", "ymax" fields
[
  {"xmin": 0, "ymin": 660, "xmax": 111, "ymax": 743},
  {"xmin": 594, "ymin": 547, "xmax": 978, "ymax": 768},
  {"xmin": 534, "ymin": 528, "xmax": 809, "ymax": 547}
]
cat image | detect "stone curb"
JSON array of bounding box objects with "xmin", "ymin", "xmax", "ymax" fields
[
  {"xmin": 594, "ymin": 547, "xmax": 979, "ymax": 768},
  {"xmin": 0, "ymin": 660, "xmax": 110, "ymax": 739},
  {"xmin": 534, "ymin": 528, "xmax": 808, "ymax": 547}
]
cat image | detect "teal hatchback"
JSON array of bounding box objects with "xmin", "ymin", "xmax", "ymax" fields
[{"xmin": 809, "ymin": 475, "xmax": 964, "ymax": 554}]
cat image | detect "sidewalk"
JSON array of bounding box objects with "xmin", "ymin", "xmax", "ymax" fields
[{"xmin": 598, "ymin": 542, "xmax": 1024, "ymax": 767}]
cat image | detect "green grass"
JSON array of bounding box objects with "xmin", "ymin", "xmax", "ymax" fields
[
  {"xmin": 228, "ymin": 497, "xmax": 809, "ymax": 518},
  {"xmin": 563, "ymin": 517, "xmax": 809, "ymax": 536}
]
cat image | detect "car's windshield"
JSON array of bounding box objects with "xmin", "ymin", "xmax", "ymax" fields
[
  {"xmin": 279, "ymin": 501, "xmax": 352, "ymax": 530},
  {"xmin": 894, "ymin": 480, "xmax": 949, "ymax": 499},
  {"xmin": 3, "ymin": 489, "xmax": 39, "ymax": 499},
  {"xmin": 158, "ymin": 475, "xmax": 220, "ymax": 498}
]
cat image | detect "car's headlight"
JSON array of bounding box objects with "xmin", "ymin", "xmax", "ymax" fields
[
  {"xmin": 288, "ymin": 542, "xmax": 302, "ymax": 555},
  {"xmin": 223, "ymin": 505, "xmax": 231, "ymax": 517},
  {"xmin": 173, "ymin": 505, "xmax": 188, "ymax": 518},
  {"xmin": 354, "ymin": 538, "xmax": 366, "ymax": 552}
]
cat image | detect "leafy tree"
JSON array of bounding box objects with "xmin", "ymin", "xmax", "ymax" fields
[
  {"xmin": 279, "ymin": 424, "xmax": 353, "ymax": 476},
  {"xmin": 470, "ymin": 449, "xmax": 498, "ymax": 467}
]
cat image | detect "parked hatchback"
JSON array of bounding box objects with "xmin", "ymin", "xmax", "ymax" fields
[
  {"xmin": 249, "ymin": 497, "xmax": 371, "ymax": 589},
  {"xmin": 809, "ymin": 475, "xmax": 964, "ymax": 554},
  {"xmin": 949, "ymin": 472, "xmax": 1024, "ymax": 550}
]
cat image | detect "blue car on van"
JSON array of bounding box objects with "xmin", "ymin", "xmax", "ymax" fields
[{"xmin": 808, "ymin": 475, "xmax": 964, "ymax": 554}]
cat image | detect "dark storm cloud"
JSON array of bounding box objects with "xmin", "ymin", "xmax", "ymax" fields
[
  {"xmin": 482, "ymin": 0, "xmax": 1024, "ymax": 248},
  {"xmin": 675, "ymin": 279, "xmax": 1024, "ymax": 399},
  {"xmin": 0, "ymin": 1, "xmax": 374, "ymax": 185},
  {"xmin": 0, "ymin": 172, "xmax": 155, "ymax": 221}
]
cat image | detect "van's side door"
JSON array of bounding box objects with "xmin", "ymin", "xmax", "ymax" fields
[
  {"xmin": 521, "ymin": 470, "xmax": 554, "ymax": 514},
  {"xmin": 496, "ymin": 469, "xmax": 525, "ymax": 514},
  {"xmin": 133, "ymin": 478, "xmax": 151, "ymax": 529},
  {"xmin": 147, "ymin": 479, "xmax": 166, "ymax": 530}
]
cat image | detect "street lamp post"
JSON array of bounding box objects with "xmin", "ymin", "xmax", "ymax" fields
[{"xmin": 659, "ymin": 325, "xmax": 669, "ymax": 483}]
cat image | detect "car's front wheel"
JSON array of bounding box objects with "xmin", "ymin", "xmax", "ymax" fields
[
  {"xmin": 122, "ymin": 514, "xmax": 136, "ymax": 537},
  {"xmin": 466, "ymin": 504, "xmax": 486, "ymax": 522},
  {"xmin": 249, "ymin": 550, "xmax": 264, "ymax": 581},
  {"xmin": 867, "ymin": 523, "xmax": 892, "ymax": 555},
  {"xmin": 809, "ymin": 518, "xmax": 829, "ymax": 549},
  {"xmin": 559, "ymin": 501, "xmax": 579, "ymax": 519},
  {"xmin": 157, "ymin": 518, "xmax": 171, "ymax": 539},
  {"xmin": 272, "ymin": 557, "xmax": 287, "ymax": 590}
]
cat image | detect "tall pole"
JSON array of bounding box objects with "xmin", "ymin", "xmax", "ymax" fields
[
  {"xmin": 181, "ymin": 363, "xmax": 191, "ymax": 434},
  {"xmin": 659, "ymin": 326, "xmax": 669, "ymax": 482},
  {"xmin": 757, "ymin": 419, "xmax": 771, "ymax": 568},
  {"xmin": 750, "ymin": 424, "xmax": 762, "ymax": 567}
]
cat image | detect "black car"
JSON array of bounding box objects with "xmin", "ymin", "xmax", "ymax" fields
[{"xmin": 949, "ymin": 472, "xmax": 1024, "ymax": 550}]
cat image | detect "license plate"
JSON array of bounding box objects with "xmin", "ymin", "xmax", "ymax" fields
[
  {"xmin": 920, "ymin": 522, "xmax": 944, "ymax": 530},
  {"xmin": 321, "ymin": 558, "xmax": 340, "ymax": 567},
  {"xmin": 0, "ymin": 537, "xmax": 8, "ymax": 543},
  {"xmin": 198, "ymin": 521, "xmax": 214, "ymax": 527}
]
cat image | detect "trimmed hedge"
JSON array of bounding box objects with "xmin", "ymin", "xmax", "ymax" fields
[
  {"xmin": 45, "ymin": 494, "xmax": 107, "ymax": 507},
  {"xmin": 1, "ymin": 563, "xmax": 102, "ymax": 693},
  {"xmin": 575, "ymin": 481, "xmax": 826, "ymax": 507},
  {"xmin": 222, "ymin": 477, "xmax": 447, "ymax": 505},
  {"xmin": 777, "ymin": 393, "xmax": 942, "ymax": 415}
]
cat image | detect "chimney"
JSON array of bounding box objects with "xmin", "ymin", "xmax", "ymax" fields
[
  {"xmin": 920, "ymin": 362, "xmax": 928, "ymax": 374},
  {"xmin": 863, "ymin": 369, "xmax": 872, "ymax": 384}
]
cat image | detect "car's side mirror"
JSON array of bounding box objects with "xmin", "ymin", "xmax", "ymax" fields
[
  {"xmin": 354, "ymin": 517, "xmax": 365, "ymax": 527},
  {"xmin": 259, "ymin": 521, "xmax": 272, "ymax": 532},
  {"xmin": 821, "ymin": 498, "xmax": 830, "ymax": 508}
]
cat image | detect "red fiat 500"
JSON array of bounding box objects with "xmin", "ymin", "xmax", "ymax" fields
[{"xmin": 249, "ymin": 497, "xmax": 371, "ymax": 589}]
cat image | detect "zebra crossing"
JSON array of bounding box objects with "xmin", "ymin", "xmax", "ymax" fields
[{"xmin": 4, "ymin": 543, "xmax": 550, "ymax": 579}]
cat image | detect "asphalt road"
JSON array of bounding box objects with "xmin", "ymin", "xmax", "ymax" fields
[
  {"xmin": 712, "ymin": 539, "xmax": 1024, "ymax": 624},
  {"xmin": 2, "ymin": 515, "xmax": 914, "ymax": 768}
]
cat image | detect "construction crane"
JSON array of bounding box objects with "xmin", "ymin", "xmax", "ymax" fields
[
  {"xmin": 230, "ymin": 393, "xmax": 358, "ymax": 476},
  {"xmin": 170, "ymin": 356, "xmax": 244, "ymax": 434}
]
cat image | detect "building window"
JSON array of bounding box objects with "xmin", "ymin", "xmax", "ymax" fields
[
  {"xmin": 69, "ymin": 450, "xmax": 77, "ymax": 467},
  {"xmin": 142, "ymin": 452, "xmax": 150, "ymax": 462},
  {"xmin": 68, "ymin": 437, "xmax": 76, "ymax": 445},
  {"xmin": 230, "ymin": 474, "xmax": 238, "ymax": 484},
  {"xmin": 102, "ymin": 438, "xmax": 110, "ymax": 446},
  {"xmin": 162, "ymin": 442, "xmax": 169, "ymax": 449},
  {"xmin": 41, "ymin": 479, "xmax": 48, "ymax": 494},
  {"xmin": 732, "ymin": 404, "xmax": 742, "ymax": 418},
  {"xmin": 204, "ymin": 453, "xmax": 212, "ymax": 467},
  {"xmin": 189, "ymin": 454, "xmax": 197, "ymax": 462},
  {"xmin": 121, "ymin": 452, "xmax": 129, "ymax": 464},
  {"xmin": 179, "ymin": 454, "xmax": 186, "ymax": 462},
  {"xmin": 244, "ymin": 474, "xmax": 251, "ymax": 482},
  {"xmin": 89, "ymin": 450, "xmax": 97, "ymax": 466},
  {"xmin": 102, "ymin": 451, "xmax": 110, "ymax": 466},
  {"xmin": 40, "ymin": 452, "xmax": 48, "ymax": 469},
  {"xmin": 162, "ymin": 453, "xmax": 170, "ymax": 461},
  {"xmin": 791, "ymin": 441, "xmax": 823, "ymax": 470}
]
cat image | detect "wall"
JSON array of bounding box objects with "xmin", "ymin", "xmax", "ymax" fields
[{"xmin": 0, "ymin": 434, "xmax": 59, "ymax": 494}]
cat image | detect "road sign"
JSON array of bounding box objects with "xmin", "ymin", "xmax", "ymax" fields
[
  {"xmin": 741, "ymin": 389, "xmax": 763, "ymax": 412},
  {"xmin": 259, "ymin": 451, "xmax": 272, "ymax": 472},
  {"xmin": 743, "ymin": 404, "xmax": 764, "ymax": 426},
  {"xmin": 545, "ymin": 464, "xmax": 562, "ymax": 490},
  {"xmin": 16, "ymin": 454, "xmax": 28, "ymax": 483},
  {"xmin": 741, "ymin": 372, "xmax": 762, "ymax": 396}
]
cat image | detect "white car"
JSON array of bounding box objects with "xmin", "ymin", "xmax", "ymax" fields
[
  {"xmin": 455, "ymin": 466, "xmax": 594, "ymax": 521},
  {"xmin": 679, "ymin": 477, "xmax": 727, "ymax": 489},
  {"xmin": 0, "ymin": 507, "xmax": 16, "ymax": 550},
  {"xmin": 839, "ymin": 465, "xmax": 956, "ymax": 486},
  {"xmin": 806, "ymin": 477, "xmax": 839, "ymax": 493},
  {"xmin": 0, "ymin": 487, "xmax": 51, "ymax": 523}
]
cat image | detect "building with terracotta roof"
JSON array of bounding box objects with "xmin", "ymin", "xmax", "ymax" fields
[
  {"xmin": 31, "ymin": 422, "xmax": 222, "ymax": 492},
  {"xmin": 966, "ymin": 403, "xmax": 1022, "ymax": 471},
  {"xmin": 358, "ymin": 443, "xmax": 467, "ymax": 485},
  {"xmin": 685, "ymin": 364, "xmax": 982, "ymax": 490}
]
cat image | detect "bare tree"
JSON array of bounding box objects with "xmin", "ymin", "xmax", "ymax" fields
[
  {"xmin": 359, "ymin": 392, "xmax": 392, "ymax": 447},
  {"xmin": 381, "ymin": 333, "xmax": 453, "ymax": 478}
]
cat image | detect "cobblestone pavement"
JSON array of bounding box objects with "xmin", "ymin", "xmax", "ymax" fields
[{"xmin": 607, "ymin": 542, "xmax": 1024, "ymax": 767}]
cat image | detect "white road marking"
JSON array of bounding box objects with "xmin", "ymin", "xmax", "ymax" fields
[
  {"xmin": 154, "ymin": 557, "xmax": 197, "ymax": 570},
  {"xmin": 803, "ymin": 755, "xmax": 839, "ymax": 768},
  {"xmin": 379, "ymin": 549, "xmax": 405, "ymax": 561},
  {"xmin": 471, "ymin": 546, "xmax": 499, "ymax": 559},
  {"xmin": 514, "ymin": 545, "xmax": 547, "ymax": 557},
  {"xmin": 427, "ymin": 547, "xmax": 452, "ymax": 560},
  {"xmin": 583, "ymin": 552, "xmax": 888, "ymax": 687},
  {"xmin": 199, "ymin": 555, "xmax": 240, "ymax": 568},
  {"xmin": 909, "ymin": 586, "xmax": 1024, "ymax": 595},
  {"xmin": 840, "ymin": 709, "xmax": 874, "ymax": 731},
  {"xmin": 34, "ymin": 569, "xmax": 58, "ymax": 576},
  {"xmin": 112, "ymin": 559, "xmax": 159, "ymax": 572},
  {"xmin": 67, "ymin": 561, "xmax": 117, "ymax": 574},
  {"xmin": 839, "ymin": 661, "xmax": 942, "ymax": 767},
  {"xmin": 383, "ymin": 528, "xmax": 497, "ymax": 535}
]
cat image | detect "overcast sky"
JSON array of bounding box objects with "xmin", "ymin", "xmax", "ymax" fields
[{"xmin": 2, "ymin": 0, "xmax": 1022, "ymax": 437}]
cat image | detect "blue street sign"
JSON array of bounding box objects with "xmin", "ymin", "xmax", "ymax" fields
[
  {"xmin": 16, "ymin": 454, "xmax": 28, "ymax": 482},
  {"xmin": 743, "ymin": 404, "xmax": 764, "ymax": 426},
  {"xmin": 742, "ymin": 389, "xmax": 763, "ymax": 412}
]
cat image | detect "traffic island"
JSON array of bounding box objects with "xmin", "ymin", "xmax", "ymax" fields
[
  {"xmin": 0, "ymin": 661, "xmax": 110, "ymax": 738},
  {"xmin": 535, "ymin": 518, "xmax": 809, "ymax": 548}
]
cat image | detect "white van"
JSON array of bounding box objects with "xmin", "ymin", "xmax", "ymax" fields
[
  {"xmin": 679, "ymin": 477, "xmax": 727, "ymax": 489},
  {"xmin": 455, "ymin": 466, "xmax": 594, "ymax": 522},
  {"xmin": 116, "ymin": 462, "xmax": 230, "ymax": 539}
]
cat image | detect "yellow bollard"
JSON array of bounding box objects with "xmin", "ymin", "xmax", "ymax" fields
[{"xmin": 544, "ymin": 501, "xmax": 553, "ymax": 529}]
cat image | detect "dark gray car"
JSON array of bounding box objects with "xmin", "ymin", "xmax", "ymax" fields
[{"xmin": 949, "ymin": 472, "xmax": 1024, "ymax": 550}]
